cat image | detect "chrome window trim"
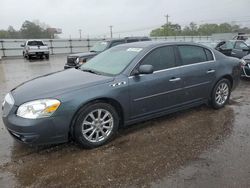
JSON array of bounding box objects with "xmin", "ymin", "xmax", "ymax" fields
[
  {"xmin": 129, "ymin": 60, "xmax": 216, "ymax": 79},
  {"xmin": 128, "ymin": 44, "xmax": 216, "ymax": 77}
]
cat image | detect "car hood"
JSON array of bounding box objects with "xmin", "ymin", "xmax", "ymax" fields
[
  {"xmin": 11, "ymin": 69, "xmax": 114, "ymax": 106},
  {"xmin": 68, "ymin": 52, "xmax": 97, "ymax": 58}
]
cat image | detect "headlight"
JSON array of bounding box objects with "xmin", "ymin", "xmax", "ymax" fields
[
  {"xmin": 75, "ymin": 57, "xmax": 80, "ymax": 64},
  {"xmin": 17, "ymin": 99, "xmax": 61, "ymax": 119},
  {"xmin": 240, "ymin": 59, "xmax": 247, "ymax": 68}
]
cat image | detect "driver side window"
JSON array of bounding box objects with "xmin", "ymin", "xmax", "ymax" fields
[
  {"xmin": 140, "ymin": 46, "xmax": 176, "ymax": 71},
  {"xmin": 235, "ymin": 41, "xmax": 249, "ymax": 50}
]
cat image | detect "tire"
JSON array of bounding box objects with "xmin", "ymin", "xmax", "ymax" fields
[
  {"xmin": 73, "ymin": 102, "xmax": 119, "ymax": 148},
  {"xmin": 211, "ymin": 79, "xmax": 231, "ymax": 109},
  {"xmin": 45, "ymin": 54, "xmax": 49, "ymax": 60},
  {"xmin": 27, "ymin": 55, "xmax": 31, "ymax": 60}
]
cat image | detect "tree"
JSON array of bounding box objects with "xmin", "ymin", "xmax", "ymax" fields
[
  {"xmin": 150, "ymin": 22, "xmax": 182, "ymax": 36},
  {"xmin": 150, "ymin": 21, "xmax": 250, "ymax": 37}
]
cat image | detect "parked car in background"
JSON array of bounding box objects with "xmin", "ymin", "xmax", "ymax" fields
[
  {"xmin": 215, "ymin": 40, "xmax": 250, "ymax": 59},
  {"xmin": 64, "ymin": 37, "xmax": 151, "ymax": 69},
  {"xmin": 196, "ymin": 41, "xmax": 218, "ymax": 49},
  {"xmin": 241, "ymin": 54, "xmax": 250, "ymax": 77},
  {"xmin": 2, "ymin": 42, "xmax": 241, "ymax": 148},
  {"xmin": 21, "ymin": 40, "xmax": 50, "ymax": 60}
]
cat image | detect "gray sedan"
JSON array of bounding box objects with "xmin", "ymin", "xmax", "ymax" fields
[{"xmin": 2, "ymin": 41, "xmax": 241, "ymax": 148}]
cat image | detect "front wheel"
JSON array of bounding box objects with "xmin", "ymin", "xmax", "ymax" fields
[
  {"xmin": 73, "ymin": 102, "xmax": 119, "ymax": 148},
  {"xmin": 211, "ymin": 79, "xmax": 231, "ymax": 109}
]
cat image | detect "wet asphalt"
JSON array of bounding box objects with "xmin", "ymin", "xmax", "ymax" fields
[{"xmin": 0, "ymin": 56, "xmax": 249, "ymax": 188}]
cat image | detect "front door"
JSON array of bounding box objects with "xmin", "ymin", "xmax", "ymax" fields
[
  {"xmin": 231, "ymin": 41, "xmax": 250, "ymax": 59},
  {"xmin": 128, "ymin": 46, "xmax": 183, "ymax": 119}
]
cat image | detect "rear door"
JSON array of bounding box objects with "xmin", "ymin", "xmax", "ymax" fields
[
  {"xmin": 176, "ymin": 45, "xmax": 217, "ymax": 103},
  {"xmin": 129, "ymin": 45, "xmax": 183, "ymax": 119}
]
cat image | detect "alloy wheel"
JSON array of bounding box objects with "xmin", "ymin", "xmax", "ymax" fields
[
  {"xmin": 81, "ymin": 109, "xmax": 114, "ymax": 143},
  {"xmin": 215, "ymin": 82, "xmax": 229, "ymax": 105}
]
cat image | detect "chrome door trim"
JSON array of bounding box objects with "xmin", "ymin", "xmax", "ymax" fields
[{"xmin": 133, "ymin": 81, "xmax": 211, "ymax": 102}]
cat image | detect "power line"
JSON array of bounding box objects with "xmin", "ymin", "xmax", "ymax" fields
[{"xmin": 164, "ymin": 14, "xmax": 170, "ymax": 36}]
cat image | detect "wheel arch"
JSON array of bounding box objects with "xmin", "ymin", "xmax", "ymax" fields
[
  {"xmin": 210, "ymin": 74, "xmax": 233, "ymax": 100},
  {"xmin": 69, "ymin": 97, "xmax": 124, "ymax": 140}
]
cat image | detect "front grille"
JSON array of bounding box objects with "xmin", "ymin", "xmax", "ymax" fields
[
  {"xmin": 244, "ymin": 59, "xmax": 250, "ymax": 64},
  {"xmin": 67, "ymin": 56, "xmax": 77, "ymax": 66}
]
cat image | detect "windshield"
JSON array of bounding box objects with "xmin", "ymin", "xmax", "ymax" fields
[
  {"xmin": 90, "ymin": 41, "xmax": 109, "ymax": 52},
  {"xmin": 27, "ymin": 41, "xmax": 44, "ymax": 46},
  {"xmin": 81, "ymin": 46, "xmax": 143, "ymax": 75}
]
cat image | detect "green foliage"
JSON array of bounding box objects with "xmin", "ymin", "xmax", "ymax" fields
[
  {"xmin": 150, "ymin": 22, "xmax": 250, "ymax": 36},
  {"xmin": 0, "ymin": 20, "xmax": 53, "ymax": 39}
]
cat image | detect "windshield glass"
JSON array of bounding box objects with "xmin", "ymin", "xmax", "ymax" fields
[
  {"xmin": 81, "ymin": 46, "xmax": 143, "ymax": 75},
  {"xmin": 90, "ymin": 41, "xmax": 109, "ymax": 52},
  {"xmin": 27, "ymin": 41, "xmax": 44, "ymax": 46}
]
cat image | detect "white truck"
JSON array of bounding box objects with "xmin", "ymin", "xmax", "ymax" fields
[{"xmin": 21, "ymin": 40, "xmax": 50, "ymax": 59}]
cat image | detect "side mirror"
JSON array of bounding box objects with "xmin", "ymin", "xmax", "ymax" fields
[
  {"xmin": 134, "ymin": 64, "xmax": 154, "ymax": 75},
  {"xmin": 20, "ymin": 44, "xmax": 24, "ymax": 47}
]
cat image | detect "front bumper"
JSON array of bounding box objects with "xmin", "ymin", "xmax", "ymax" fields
[
  {"xmin": 241, "ymin": 65, "xmax": 250, "ymax": 77},
  {"xmin": 27, "ymin": 51, "xmax": 49, "ymax": 56},
  {"xmin": 2, "ymin": 110, "xmax": 69, "ymax": 145},
  {"xmin": 64, "ymin": 64, "xmax": 76, "ymax": 69}
]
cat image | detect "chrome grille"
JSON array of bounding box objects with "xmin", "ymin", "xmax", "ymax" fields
[{"xmin": 67, "ymin": 56, "xmax": 77, "ymax": 66}]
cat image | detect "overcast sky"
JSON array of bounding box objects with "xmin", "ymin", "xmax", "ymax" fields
[{"xmin": 0, "ymin": 0, "xmax": 250, "ymax": 38}]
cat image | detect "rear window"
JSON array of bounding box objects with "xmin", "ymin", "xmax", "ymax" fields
[
  {"xmin": 27, "ymin": 41, "xmax": 44, "ymax": 46},
  {"xmin": 205, "ymin": 49, "xmax": 214, "ymax": 61},
  {"xmin": 178, "ymin": 45, "xmax": 207, "ymax": 65}
]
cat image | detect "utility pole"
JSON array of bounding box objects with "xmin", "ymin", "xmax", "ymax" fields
[
  {"xmin": 109, "ymin": 26, "xmax": 113, "ymax": 38},
  {"xmin": 164, "ymin": 14, "xmax": 170, "ymax": 36},
  {"xmin": 79, "ymin": 29, "xmax": 82, "ymax": 39}
]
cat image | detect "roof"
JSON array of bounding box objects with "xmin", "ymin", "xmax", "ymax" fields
[
  {"xmin": 105, "ymin": 37, "xmax": 150, "ymax": 42},
  {"xmin": 116, "ymin": 41, "xmax": 212, "ymax": 49}
]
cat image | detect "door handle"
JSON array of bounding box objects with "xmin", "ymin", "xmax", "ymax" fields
[
  {"xmin": 231, "ymin": 52, "xmax": 236, "ymax": 55},
  {"xmin": 206, "ymin": 69, "xmax": 215, "ymax": 74},
  {"xmin": 169, "ymin": 77, "xmax": 181, "ymax": 82}
]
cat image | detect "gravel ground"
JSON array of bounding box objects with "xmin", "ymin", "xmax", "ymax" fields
[{"xmin": 0, "ymin": 56, "xmax": 249, "ymax": 188}]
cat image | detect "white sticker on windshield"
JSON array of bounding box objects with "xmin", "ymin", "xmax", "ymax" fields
[{"xmin": 127, "ymin": 48, "xmax": 143, "ymax": 52}]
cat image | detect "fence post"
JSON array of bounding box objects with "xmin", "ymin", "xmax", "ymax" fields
[
  {"xmin": 0, "ymin": 40, "xmax": 5, "ymax": 57},
  {"xmin": 69, "ymin": 39, "xmax": 73, "ymax": 54},
  {"xmin": 87, "ymin": 38, "xmax": 90, "ymax": 51},
  {"xmin": 49, "ymin": 40, "xmax": 54, "ymax": 55}
]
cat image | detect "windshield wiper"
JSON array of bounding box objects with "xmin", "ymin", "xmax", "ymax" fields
[
  {"xmin": 81, "ymin": 68, "xmax": 101, "ymax": 75},
  {"xmin": 90, "ymin": 50, "xmax": 97, "ymax": 52}
]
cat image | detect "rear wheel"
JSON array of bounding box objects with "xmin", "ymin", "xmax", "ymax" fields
[
  {"xmin": 45, "ymin": 54, "xmax": 49, "ymax": 60},
  {"xmin": 211, "ymin": 79, "xmax": 231, "ymax": 109},
  {"xmin": 73, "ymin": 102, "xmax": 119, "ymax": 148}
]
